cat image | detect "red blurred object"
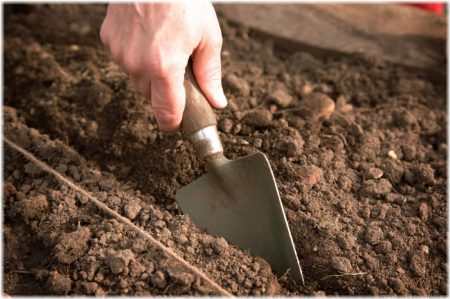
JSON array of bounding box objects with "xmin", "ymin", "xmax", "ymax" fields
[{"xmin": 407, "ymin": 3, "xmax": 444, "ymax": 15}]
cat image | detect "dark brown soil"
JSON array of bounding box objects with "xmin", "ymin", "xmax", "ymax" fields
[{"xmin": 3, "ymin": 4, "xmax": 447, "ymax": 296}]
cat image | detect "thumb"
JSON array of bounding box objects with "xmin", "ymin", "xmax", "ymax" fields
[{"xmin": 192, "ymin": 38, "xmax": 227, "ymax": 109}]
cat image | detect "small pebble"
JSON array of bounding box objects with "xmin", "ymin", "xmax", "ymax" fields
[
  {"xmin": 300, "ymin": 82, "xmax": 313, "ymax": 96},
  {"xmin": 418, "ymin": 203, "xmax": 429, "ymax": 221},
  {"xmin": 388, "ymin": 150, "xmax": 398, "ymax": 160},
  {"xmin": 419, "ymin": 245, "xmax": 429, "ymax": 255},
  {"xmin": 238, "ymin": 139, "xmax": 249, "ymax": 146},
  {"xmin": 87, "ymin": 121, "xmax": 98, "ymax": 134},
  {"xmin": 365, "ymin": 167, "xmax": 383, "ymax": 179}
]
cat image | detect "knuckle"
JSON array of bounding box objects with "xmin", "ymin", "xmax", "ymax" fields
[
  {"xmin": 149, "ymin": 58, "xmax": 171, "ymax": 79},
  {"xmin": 149, "ymin": 50, "xmax": 186, "ymax": 80},
  {"xmin": 121, "ymin": 53, "xmax": 141, "ymax": 75}
]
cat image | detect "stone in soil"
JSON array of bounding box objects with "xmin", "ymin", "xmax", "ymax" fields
[
  {"xmin": 418, "ymin": 203, "xmax": 429, "ymax": 221},
  {"xmin": 365, "ymin": 167, "xmax": 383, "ymax": 179}
]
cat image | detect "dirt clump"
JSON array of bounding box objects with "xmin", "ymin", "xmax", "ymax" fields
[
  {"xmin": 55, "ymin": 227, "xmax": 91, "ymax": 264},
  {"xmin": 47, "ymin": 271, "xmax": 73, "ymax": 295},
  {"xmin": 242, "ymin": 108, "xmax": 273, "ymax": 128}
]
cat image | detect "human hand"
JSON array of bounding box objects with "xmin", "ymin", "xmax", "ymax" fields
[{"xmin": 100, "ymin": 2, "xmax": 227, "ymax": 132}]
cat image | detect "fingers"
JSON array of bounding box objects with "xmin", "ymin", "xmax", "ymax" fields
[
  {"xmin": 150, "ymin": 69, "xmax": 186, "ymax": 132},
  {"xmin": 192, "ymin": 34, "xmax": 227, "ymax": 109}
]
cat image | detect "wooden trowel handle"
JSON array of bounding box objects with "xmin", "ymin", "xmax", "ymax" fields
[
  {"xmin": 181, "ymin": 62, "xmax": 217, "ymax": 137},
  {"xmin": 181, "ymin": 61, "xmax": 224, "ymax": 160}
]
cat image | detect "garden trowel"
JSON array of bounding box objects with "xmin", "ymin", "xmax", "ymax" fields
[{"xmin": 176, "ymin": 63, "xmax": 304, "ymax": 284}]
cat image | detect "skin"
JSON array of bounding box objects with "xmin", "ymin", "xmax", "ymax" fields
[{"xmin": 100, "ymin": 1, "xmax": 227, "ymax": 132}]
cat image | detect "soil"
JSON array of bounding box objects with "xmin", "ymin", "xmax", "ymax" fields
[{"xmin": 3, "ymin": 4, "xmax": 447, "ymax": 296}]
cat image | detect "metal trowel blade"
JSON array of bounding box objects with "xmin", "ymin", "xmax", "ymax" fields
[{"xmin": 176, "ymin": 152, "xmax": 304, "ymax": 284}]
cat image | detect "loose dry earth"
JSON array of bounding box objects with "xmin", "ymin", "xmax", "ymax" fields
[{"xmin": 3, "ymin": 4, "xmax": 447, "ymax": 296}]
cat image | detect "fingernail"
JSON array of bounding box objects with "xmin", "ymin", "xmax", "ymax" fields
[{"xmin": 215, "ymin": 88, "xmax": 228, "ymax": 108}]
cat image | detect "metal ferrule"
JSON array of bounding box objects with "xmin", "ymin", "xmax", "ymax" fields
[{"xmin": 189, "ymin": 125, "xmax": 224, "ymax": 160}]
